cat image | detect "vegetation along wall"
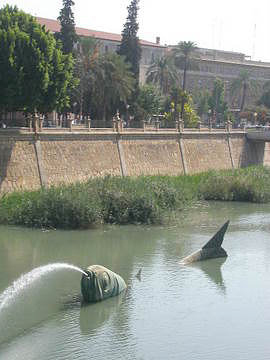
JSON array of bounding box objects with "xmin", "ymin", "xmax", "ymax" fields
[{"xmin": 0, "ymin": 131, "xmax": 264, "ymax": 194}]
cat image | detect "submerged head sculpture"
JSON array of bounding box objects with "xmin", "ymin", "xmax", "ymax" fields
[
  {"xmin": 181, "ymin": 220, "xmax": 229, "ymax": 264},
  {"xmin": 81, "ymin": 265, "xmax": 127, "ymax": 303}
]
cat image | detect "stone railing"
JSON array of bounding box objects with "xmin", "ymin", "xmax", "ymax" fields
[{"xmin": 0, "ymin": 113, "xmax": 242, "ymax": 134}]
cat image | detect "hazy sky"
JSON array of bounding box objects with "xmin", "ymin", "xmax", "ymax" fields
[{"xmin": 3, "ymin": 0, "xmax": 270, "ymax": 62}]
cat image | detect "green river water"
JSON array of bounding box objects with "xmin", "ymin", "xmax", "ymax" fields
[{"xmin": 0, "ymin": 201, "xmax": 270, "ymax": 360}]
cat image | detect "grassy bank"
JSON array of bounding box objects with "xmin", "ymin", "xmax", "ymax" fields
[{"xmin": 0, "ymin": 166, "xmax": 269, "ymax": 229}]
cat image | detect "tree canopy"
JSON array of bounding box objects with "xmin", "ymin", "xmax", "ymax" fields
[
  {"xmin": 172, "ymin": 41, "xmax": 198, "ymax": 91},
  {"xmin": 171, "ymin": 41, "xmax": 198, "ymax": 117},
  {"xmin": 73, "ymin": 38, "xmax": 135, "ymax": 120},
  {"xmin": 230, "ymin": 70, "xmax": 258, "ymax": 112},
  {"xmin": 258, "ymin": 81, "xmax": 270, "ymax": 109},
  {"xmin": 118, "ymin": 0, "xmax": 142, "ymax": 83},
  {"xmin": 164, "ymin": 87, "xmax": 199, "ymax": 128},
  {"xmin": 0, "ymin": 5, "xmax": 74, "ymax": 114},
  {"xmin": 137, "ymin": 84, "xmax": 163, "ymax": 120},
  {"xmin": 57, "ymin": 0, "xmax": 77, "ymax": 55},
  {"xmin": 208, "ymin": 78, "xmax": 228, "ymax": 123},
  {"xmin": 146, "ymin": 55, "xmax": 179, "ymax": 95}
]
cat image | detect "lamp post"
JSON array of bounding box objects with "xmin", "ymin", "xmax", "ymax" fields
[
  {"xmin": 73, "ymin": 102, "xmax": 77, "ymax": 124},
  {"xmin": 254, "ymin": 112, "xmax": 258, "ymax": 125},
  {"xmin": 126, "ymin": 104, "xmax": 130, "ymax": 127},
  {"xmin": 171, "ymin": 107, "xmax": 175, "ymax": 127},
  {"xmin": 208, "ymin": 109, "xmax": 212, "ymax": 131}
]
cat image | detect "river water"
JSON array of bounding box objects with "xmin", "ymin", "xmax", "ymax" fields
[{"xmin": 0, "ymin": 201, "xmax": 270, "ymax": 359}]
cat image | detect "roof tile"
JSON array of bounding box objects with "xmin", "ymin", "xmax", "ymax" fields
[{"xmin": 36, "ymin": 17, "xmax": 165, "ymax": 48}]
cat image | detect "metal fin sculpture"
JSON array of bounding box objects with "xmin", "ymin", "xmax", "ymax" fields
[
  {"xmin": 181, "ymin": 221, "xmax": 229, "ymax": 264},
  {"xmin": 81, "ymin": 265, "xmax": 127, "ymax": 303}
]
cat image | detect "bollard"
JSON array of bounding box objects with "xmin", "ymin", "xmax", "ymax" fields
[
  {"xmin": 226, "ymin": 120, "xmax": 232, "ymax": 132},
  {"xmin": 39, "ymin": 114, "xmax": 43, "ymax": 132},
  {"xmin": 33, "ymin": 113, "xmax": 39, "ymax": 134},
  {"xmin": 67, "ymin": 114, "xmax": 72, "ymax": 132},
  {"xmin": 28, "ymin": 117, "xmax": 33, "ymax": 132},
  {"xmin": 179, "ymin": 119, "xmax": 184, "ymax": 133},
  {"xmin": 115, "ymin": 110, "xmax": 122, "ymax": 133},
  {"xmin": 87, "ymin": 116, "xmax": 91, "ymax": 132},
  {"xmin": 112, "ymin": 117, "xmax": 117, "ymax": 132},
  {"xmin": 143, "ymin": 120, "xmax": 147, "ymax": 132},
  {"xmin": 209, "ymin": 120, "xmax": 212, "ymax": 132},
  {"xmin": 118, "ymin": 119, "xmax": 123, "ymax": 132}
]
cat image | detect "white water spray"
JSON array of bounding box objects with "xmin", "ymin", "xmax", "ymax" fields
[{"xmin": 0, "ymin": 263, "xmax": 87, "ymax": 312}]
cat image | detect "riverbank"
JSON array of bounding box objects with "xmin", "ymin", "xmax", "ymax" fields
[{"xmin": 0, "ymin": 166, "xmax": 269, "ymax": 229}]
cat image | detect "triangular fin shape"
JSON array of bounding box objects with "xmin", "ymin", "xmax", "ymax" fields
[{"xmin": 202, "ymin": 220, "xmax": 230, "ymax": 249}]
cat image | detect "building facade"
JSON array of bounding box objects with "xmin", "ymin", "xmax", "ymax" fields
[
  {"xmin": 183, "ymin": 47, "xmax": 270, "ymax": 108},
  {"xmin": 37, "ymin": 17, "xmax": 270, "ymax": 109},
  {"xmin": 37, "ymin": 17, "xmax": 166, "ymax": 84}
]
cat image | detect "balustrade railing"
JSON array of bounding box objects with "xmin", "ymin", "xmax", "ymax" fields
[{"xmin": 0, "ymin": 115, "xmax": 245, "ymax": 134}]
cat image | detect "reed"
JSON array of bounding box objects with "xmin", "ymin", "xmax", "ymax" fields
[{"xmin": 0, "ymin": 166, "xmax": 269, "ymax": 229}]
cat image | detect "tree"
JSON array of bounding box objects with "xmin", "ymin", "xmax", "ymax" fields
[
  {"xmin": 137, "ymin": 84, "xmax": 163, "ymax": 119},
  {"xmin": 230, "ymin": 70, "xmax": 258, "ymax": 112},
  {"xmin": 91, "ymin": 53, "xmax": 136, "ymax": 120},
  {"xmin": 57, "ymin": 0, "xmax": 77, "ymax": 55},
  {"xmin": 258, "ymin": 81, "xmax": 270, "ymax": 109},
  {"xmin": 146, "ymin": 55, "xmax": 179, "ymax": 95},
  {"xmin": 171, "ymin": 41, "xmax": 198, "ymax": 117},
  {"xmin": 73, "ymin": 37, "xmax": 100, "ymax": 117},
  {"xmin": 0, "ymin": 5, "xmax": 74, "ymax": 115},
  {"xmin": 164, "ymin": 87, "xmax": 199, "ymax": 128},
  {"xmin": 208, "ymin": 78, "xmax": 228, "ymax": 124},
  {"xmin": 196, "ymin": 90, "xmax": 210, "ymax": 118},
  {"xmin": 118, "ymin": 0, "xmax": 142, "ymax": 83},
  {"xmin": 172, "ymin": 41, "xmax": 198, "ymax": 91}
]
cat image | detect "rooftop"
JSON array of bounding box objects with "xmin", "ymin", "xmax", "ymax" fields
[{"xmin": 36, "ymin": 17, "xmax": 165, "ymax": 48}]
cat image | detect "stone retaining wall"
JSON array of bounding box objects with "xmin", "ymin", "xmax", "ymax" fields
[
  {"xmin": 120, "ymin": 135, "xmax": 184, "ymax": 176},
  {"xmin": 40, "ymin": 137, "xmax": 121, "ymax": 186},
  {"xmin": 0, "ymin": 131, "xmax": 260, "ymax": 193},
  {"xmin": 0, "ymin": 136, "xmax": 40, "ymax": 193}
]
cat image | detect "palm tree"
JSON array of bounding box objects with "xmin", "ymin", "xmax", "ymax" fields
[
  {"xmin": 93, "ymin": 53, "xmax": 135, "ymax": 120},
  {"xmin": 172, "ymin": 41, "xmax": 198, "ymax": 91},
  {"xmin": 230, "ymin": 70, "xmax": 259, "ymax": 112},
  {"xmin": 74, "ymin": 37, "xmax": 100, "ymax": 117},
  {"xmin": 171, "ymin": 41, "xmax": 198, "ymax": 117},
  {"xmin": 146, "ymin": 54, "xmax": 179, "ymax": 96},
  {"xmin": 74, "ymin": 39, "xmax": 135, "ymax": 121}
]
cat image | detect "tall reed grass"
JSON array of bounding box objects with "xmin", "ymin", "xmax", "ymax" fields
[{"xmin": 0, "ymin": 166, "xmax": 269, "ymax": 229}]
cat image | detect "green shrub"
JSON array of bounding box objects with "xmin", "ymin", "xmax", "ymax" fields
[
  {"xmin": 198, "ymin": 166, "xmax": 270, "ymax": 203},
  {"xmin": 1, "ymin": 166, "xmax": 270, "ymax": 229}
]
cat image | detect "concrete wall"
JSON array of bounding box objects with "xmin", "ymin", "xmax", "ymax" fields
[
  {"xmin": 0, "ymin": 135, "xmax": 41, "ymax": 193},
  {"xmin": 181, "ymin": 133, "xmax": 232, "ymax": 174},
  {"xmin": 0, "ymin": 131, "xmax": 263, "ymax": 194},
  {"xmin": 120, "ymin": 134, "xmax": 184, "ymax": 176},
  {"xmin": 39, "ymin": 134, "xmax": 122, "ymax": 186}
]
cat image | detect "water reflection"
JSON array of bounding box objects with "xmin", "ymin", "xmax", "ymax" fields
[
  {"xmin": 79, "ymin": 292, "xmax": 125, "ymax": 335},
  {"xmin": 189, "ymin": 257, "xmax": 227, "ymax": 293},
  {"xmin": 1, "ymin": 202, "xmax": 270, "ymax": 360}
]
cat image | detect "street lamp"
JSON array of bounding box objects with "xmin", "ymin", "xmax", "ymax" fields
[
  {"xmin": 73, "ymin": 102, "xmax": 77, "ymax": 124},
  {"xmin": 126, "ymin": 104, "xmax": 130, "ymax": 127},
  {"xmin": 254, "ymin": 112, "xmax": 258, "ymax": 125}
]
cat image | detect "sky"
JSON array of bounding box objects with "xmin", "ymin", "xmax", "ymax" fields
[{"xmin": 3, "ymin": 0, "xmax": 270, "ymax": 62}]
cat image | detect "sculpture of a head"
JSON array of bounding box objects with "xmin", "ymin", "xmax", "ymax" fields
[
  {"xmin": 81, "ymin": 270, "xmax": 103, "ymax": 302},
  {"xmin": 81, "ymin": 265, "xmax": 126, "ymax": 303}
]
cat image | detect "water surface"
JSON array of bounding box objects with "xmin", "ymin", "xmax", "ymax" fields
[{"xmin": 0, "ymin": 201, "xmax": 270, "ymax": 359}]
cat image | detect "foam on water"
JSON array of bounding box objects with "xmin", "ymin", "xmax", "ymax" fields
[{"xmin": 0, "ymin": 263, "xmax": 87, "ymax": 312}]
